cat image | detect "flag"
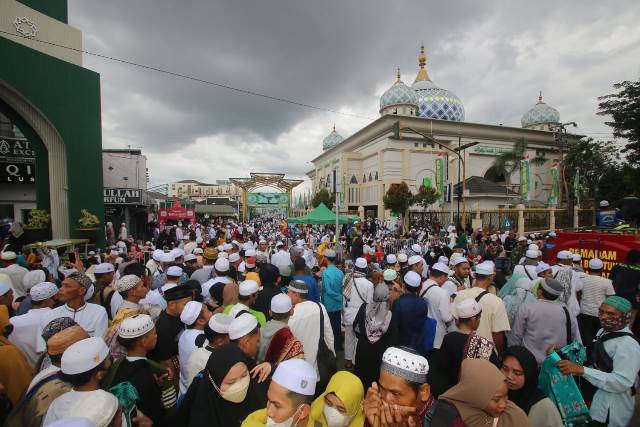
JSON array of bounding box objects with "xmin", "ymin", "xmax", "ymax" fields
[
  {"xmin": 340, "ymin": 174, "xmax": 346, "ymax": 203},
  {"xmin": 520, "ymin": 156, "xmax": 531, "ymax": 202},
  {"xmin": 548, "ymin": 160, "xmax": 559, "ymax": 206},
  {"xmin": 435, "ymin": 154, "xmax": 444, "ymax": 200},
  {"xmin": 574, "ymin": 167, "xmax": 580, "ymax": 206}
]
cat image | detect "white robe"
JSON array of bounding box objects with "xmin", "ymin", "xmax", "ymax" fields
[
  {"xmin": 9, "ymin": 307, "xmax": 51, "ymax": 366},
  {"xmin": 43, "ymin": 389, "xmax": 122, "ymax": 426},
  {"xmin": 178, "ymin": 329, "xmax": 204, "ymax": 396},
  {"xmin": 289, "ymin": 300, "xmax": 335, "ymax": 374},
  {"xmin": 37, "ymin": 303, "xmax": 108, "ymax": 352}
]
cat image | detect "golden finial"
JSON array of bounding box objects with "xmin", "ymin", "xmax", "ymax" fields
[
  {"xmin": 538, "ymin": 91, "xmax": 543, "ymax": 103},
  {"xmin": 332, "ymin": 123, "xmax": 336, "ymax": 132},
  {"xmin": 396, "ymin": 67, "xmax": 401, "ymax": 82},
  {"xmin": 414, "ymin": 42, "xmax": 431, "ymax": 82}
]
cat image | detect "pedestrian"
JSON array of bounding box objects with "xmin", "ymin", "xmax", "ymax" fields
[
  {"xmin": 178, "ymin": 301, "xmax": 212, "ymax": 395},
  {"xmin": 259, "ymin": 294, "xmax": 304, "ymax": 364},
  {"xmin": 419, "ymin": 262, "xmax": 454, "ymax": 350},
  {"xmin": 308, "ymin": 371, "xmax": 365, "ymax": 427},
  {"xmin": 392, "ymin": 271, "xmax": 428, "ymax": 351},
  {"xmin": 185, "ymin": 313, "xmax": 231, "ymax": 389},
  {"xmin": 321, "ymin": 249, "xmax": 344, "ymax": 352},
  {"xmin": 578, "ymin": 258, "xmax": 615, "ymax": 347},
  {"xmin": 342, "ymin": 257, "xmax": 374, "ymax": 370}
]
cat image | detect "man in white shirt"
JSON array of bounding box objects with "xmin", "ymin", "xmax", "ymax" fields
[
  {"xmin": 37, "ymin": 272, "xmax": 108, "ymax": 352},
  {"xmin": 552, "ymin": 250, "xmax": 583, "ymax": 317},
  {"xmin": 342, "ymin": 258, "xmax": 374, "ymax": 369},
  {"xmin": 420, "ymin": 262, "xmax": 454, "ymax": 349},
  {"xmin": 444, "ymin": 257, "xmax": 472, "ymax": 296},
  {"xmin": 0, "ymin": 251, "xmax": 29, "ymax": 298},
  {"xmin": 288, "ymin": 280, "xmax": 334, "ymax": 374},
  {"xmin": 270, "ymin": 241, "xmax": 292, "ymax": 270},
  {"xmin": 512, "ymin": 249, "xmax": 539, "ymax": 280},
  {"xmin": 578, "ymin": 258, "xmax": 616, "ymax": 345},
  {"xmin": 201, "ymin": 258, "xmax": 232, "ymax": 306},
  {"xmin": 178, "ymin": 301, "xmax": 212, "ymax": 396},
  {"xmin": 9, "ymin": 281, "xmax": 58, "ymax": 366}
]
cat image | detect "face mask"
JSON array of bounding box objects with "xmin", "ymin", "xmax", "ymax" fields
[
  {"xmin": 599, "ymin": 313, "xmax": 628, "ymax": 332},
  {"xmin": 323, "ymin": 404, "xmax": 352, "ymax": 427},
  {"xmin": 266, "ymin": 405, "xmax": 302, "ymax": 427},
  {"xmin": 220, "ymin": 374, "xmax": 250, "ymax": 403}
]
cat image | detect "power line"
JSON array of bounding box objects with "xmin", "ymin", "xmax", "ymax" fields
[{"xmin": 0, "ymin": 29, "xmax": 374, "ymax": 121}]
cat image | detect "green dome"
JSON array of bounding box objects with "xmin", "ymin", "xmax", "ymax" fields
[{"xmin": 521, "ymin": 93, "xmax": 560, "ymax": 128}]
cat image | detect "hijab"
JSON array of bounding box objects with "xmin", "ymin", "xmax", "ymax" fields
[
  {"xmin": 180, "ymin": 342, "xmax": 266, "ymax": 427},
  {"xmin": 440, "ymin": 358, "xmax": 529, "ymax": 427},
  {"xmin": 503, "ymin": 346, "xmax": 548, "ymax": 414},
  {"xmin": 309, "ymin": 371, "xmax": 365, "ymax": 427},
  {"xmin": 364, "ymin": 283, "xmax": 391, "ymax": 344},
  {"xmin": 0, "ymin": 305, "xmax": 33, "ymax": 405}
]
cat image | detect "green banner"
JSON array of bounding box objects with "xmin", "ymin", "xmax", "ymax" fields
[
  {"xmin": 340, "ymin": 175, "xmax": 346, "ymax": 203},
  {"xmin": 574, "ymin": 167, "xmax": 580, "ymax": 206},
  {"xmin": 435, "ymin": 156, "xmax": 444, "ymax": 200},
  {"xmin": 247, "ymin": 192, "xmax": 289, "ymax": 207},
  {"xmin": 548, "ymin": 164, "xmax": 559, "ymax": 205},
  {"xmin": 520, "ymin": 158, "xmax": 531, "ymax": 202}
]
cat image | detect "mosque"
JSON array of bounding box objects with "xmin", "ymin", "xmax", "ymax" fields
[{"xmin": 308, "ymin": 44, "xmax": 579, "ymax": 219}]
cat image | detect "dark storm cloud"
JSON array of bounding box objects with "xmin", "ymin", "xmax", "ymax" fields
[{"xmin": 68, "ymin": 0, "xmax": 640, "ymax": 183}]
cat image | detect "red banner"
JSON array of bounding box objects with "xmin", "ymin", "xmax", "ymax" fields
[{"xmin": 158, "ymin": 200, "xmax": 195, "ymax": 225}]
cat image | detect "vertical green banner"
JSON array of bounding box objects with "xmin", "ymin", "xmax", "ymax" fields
[
  {"xmin": 340, "ymin": 174, "xmax": 346, "ymax": 203},
  {"xmin": 548, "ymin": 162, "xmax": 559, "ymax": 205},
  {"xmin": 574, "ymin": 167, "xmax": 580, "ymax": 206},
  {"xmin": 520, "ymin": 158, "xmax": 531, "ymax": 202},
  {"xmin": 435, "ymin": 155, "xmax": 444, "ymax": 200}
]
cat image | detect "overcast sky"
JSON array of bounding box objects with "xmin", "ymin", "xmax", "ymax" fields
[{"xmin": 68, "ymin": 0, "xmax": 640, "ymax": 194}]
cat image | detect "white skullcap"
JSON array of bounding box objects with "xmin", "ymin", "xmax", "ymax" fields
[
  {"xmin": 94, "ymin": 263, "xmax": 114, "ymax": 274},
  {"xmin": 217, "ymin": 245, "xmax": 224, "ymax": 251},
  {"xmin": 30, "ymin": 282, "xmax": 58, "ymax": 301},
  {"xmin": 355, "ymin": 257, "xmax": 368, "ymax": 269},
  {"xmin": 47, "ymin": 417, "xmax": 96, "ymax": 427},
  {"xmin": 431, "ymin": 262, "xmax": 450, "ymax": 275},
  {"xmin": 381, "ymin": 347, "xmax": 429, "ymax": 383},
  {"xmin": 184, "ymin": 253, "xmax": 197, "ymax": 262},
  {"xmin": 548, "ymin": 231, "xmax": 557, "ymax": 237},
  {"xmin": 397, "ymin": 253, "xmax": 408, "ymax": 263},
  {"xmin": 0, "ymin": 281, "xmax": 10, "ymax": 296},
  {"xmin": 239, "ymin": 280, "xmax": 259, "ymax": 296},
  {"xmin": 67, "ymin": 390, "xmax": 119, "ymax": 427},
  {"xmin": 528, "ymin": 244, "xmax": 539, "ymax": 251},
  {"xmin": 218, "ymin": 252, "xmax": 229, "ymax": 259},
  {"xmin": 259, "ymin": 239, "xmax": 267, "ymax": 244},
  {"xmin": 452, "ymin": 256, "xmax": 469, "ymax": 266},
  {"xmin": 588, "ymin": 258, "xmax": 604, "ymax": 270},
  {"xmin": 386, "ymin": 254, "xmax": 397, "ymax": 264},
  {"xmin": 438, "ymin": 256, "xmax": 449, "ymax": 265},
  {"xmin": 324, "ymin": 249, "xmax": 336, "ymax": 258},
  {"xmin": 208, "ymin": 313, "xmax": 232, "ymax": 334},
  {"xmin": 557, "ymin": 250, "xmax": 573, "ymax": 260},
  {"xmin": 408, "ymin": 255, "xmax": 423, "ymax": 266},
  {"xmin": 403, "ymin": 271, "xmax": 422, "ymax": 288},
  {"xmin": 228, "ymin": 252, "xmax": 241, "ymax": 263},
  {"xmin": 23, "ymin": 269, "xmax": 46, "ymax": 291},
  {"xmin": 61, "ymin": 337, "xmax": 109, "ymax": 375},
  {"xmin": 223, "ymin": 243, "xmax": 233, "ymax": 251},
  {"xmin": 454, "ymin": 299, "xmax": 482, "ymax": 319},
  {"xmin": 411, "ymin": 244, "xmax": 422, "ymax": 253},
  {"xmin": 572, "ymin": 253, "xmax": 581, "ymax": 262},
  {"xmin": 296, "ymin": 239, "xmax": 305, "ymax": 247},
  {"xmin": 160, "ymin": 252, "xmax": 175, "ymax": 263},
  {"xmin": 166, "ymin": 266, "xmax": 183, "ymax": 277},
  {"xmin": 228, "ymin": 313, "xmax": 258, "ymax": 340},
  {"xmin": 272, "ymin": 359, "xmax": 318, "ymax": 396},
  {"xmin": 383, "ymin": 269, "xmax": 398, "ymax": 281},
  {"xmin": 215, "ymin": 258, "xmax": 230, "ymax": 272},
  {"xmin": 1, "ymin": 251, "xmax": 16, "ymax": 261},
  {"xmin": 115, "ymin": 275, "xmax": 140, "ymax": 293},
  {"xmin": 271, "ymin": 293, "xmax": 292, "ymax": 314},
  {"xmin": 518, "ymin": 236, "xmax": 527, "ymax": 241},
  {"xmin": 180, "ymin": 301, "xmax": 203, "ymax": 326},
  {"xmin": 475, "ymin": 262, "xmax": 494, "ymax": 275},
  {"xmin": 171, "ymin": 248, "xmax": 185, "ymax": 258},
  {"xmin": 118, "ymin": 314, "xmax": 154, "ymax": 339},
  {"xmin": 245, "ymin": 249, "xmax": 256, "ymax": 257},
  {"xmin": 152, "ymin": 249, "xmax": 164, "ymax": 261},
  {"xmin": 525, "ymin": 249, "xmax": 538, "ymax": 259},
  {"xmin": 536, "ymin": 262, "xmax": 551, "ymax": 274},
  {"xmin": 196, "ymin": 237, "xmax": 203, "ymax": 244},
  {"xmin": 275, "ymin": 241, "xmax": 284, "ymax": 247},
  {"xmin": 599, "ymin": 200, "xmax": 609, "ymax": 207},
  {"xmin": 193, "ymin": 247, "xmax": 204, "ymax": 255}
]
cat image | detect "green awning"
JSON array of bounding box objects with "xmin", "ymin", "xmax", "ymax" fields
[{"xmin": 288, "ymin": 203, "xmax": 354, "ymax": 224}]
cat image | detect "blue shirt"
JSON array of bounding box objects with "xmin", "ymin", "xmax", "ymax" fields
[
  {"xmin": 321, "ymin": 264, "xmax": 344, "ymax": 312},
  {"xmin": 293, "ymin": 274, "xmax": 319, "ymax": 303},
  {"xmin": 392, "ymin": 293, "xmax": 429, "ymax": 352}
]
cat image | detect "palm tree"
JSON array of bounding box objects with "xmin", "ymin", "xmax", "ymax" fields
[{"xmin": 486, "ymin": 138, "xmax": 547, "ymax": 205}]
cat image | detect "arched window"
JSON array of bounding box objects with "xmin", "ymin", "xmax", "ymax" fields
[{"xmin": 350, "ymin": 175, "xmax": 358, "ymax": 184}]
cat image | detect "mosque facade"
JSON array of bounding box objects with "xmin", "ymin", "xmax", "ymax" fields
[{"xmin": 308, "ymin": 45, "xmax": 579, "ymax": 219}]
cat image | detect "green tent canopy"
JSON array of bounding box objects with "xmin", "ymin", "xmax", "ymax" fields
[{"xmin": 288, "ymin": 203, "xmax": 356, "ymax": 224}]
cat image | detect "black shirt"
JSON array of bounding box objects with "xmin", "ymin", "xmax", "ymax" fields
[{"xmin": 149, "ymin": 311, "xmax": 184, "ymax": 361}]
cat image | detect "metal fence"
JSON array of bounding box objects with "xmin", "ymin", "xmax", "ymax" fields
[
  {"xmin": 555, "ymin": 209, "xmax": 571, "ymax": 229},
  {"xmin": 480, "ymin": 210, "xmax": 518, "ymax": 231},
  {"xmin": 523, "ymin": 209, "xmax": 550, "ymax": 232},
  {"xmin": 578, "ymin": 209, "xmax": 595, "ymax": 227}
]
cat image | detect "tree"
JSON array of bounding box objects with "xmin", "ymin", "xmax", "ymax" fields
[
  {"xmin": 311, "ymin": 187, "xmax": 333, "ymax": 210},
  {"xmin": 383, "ymin": 182, "xmax": 413, "ymax": 231},
  {"xmin": 598, "ymin": 79, "xmax": 640, "ymax": 163},
  {"xmin": 412, "ymin": 185, "xmax": 440, "ymax": 214}
]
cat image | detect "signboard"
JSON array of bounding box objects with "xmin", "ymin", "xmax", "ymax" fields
[
  {"xmin": 0, "ymin": 137, "xmax": 36, "ymax": 184},
  {"xmin": 103, "ymin": 188, "xmax": 143, "ymax": 205},
  {"xmin": 246, "ymin": 192, "xmax": 289, "ymax": 207},
  {"xmin": 158, "ymin": 200, "xmax": 195, "ymax": 224},
  {"xmin": 472, "ymin": 146, "xmax": 512, "ymax": 155}
]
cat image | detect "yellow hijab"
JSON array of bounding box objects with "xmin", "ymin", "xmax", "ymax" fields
[
  {"xmin": 0, "ymin": 305, "xmax": 33, "ymax": 405},
  {"xmin": 309, "ymin": 371, "xmax": 365, "ymax": 427}
]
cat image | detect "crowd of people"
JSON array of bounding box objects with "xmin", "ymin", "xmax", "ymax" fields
[{"xmin": 0, "ymin": 217, "xmax": 639, "ymax": 427}]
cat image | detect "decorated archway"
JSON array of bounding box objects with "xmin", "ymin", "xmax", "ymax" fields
[{"xmin": 229, "ymin": 173, "xmax": 303, "ymax": 221}]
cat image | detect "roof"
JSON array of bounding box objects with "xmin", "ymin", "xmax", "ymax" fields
[
  {"xmin": 453, "ymin": 176, "xmax": 519, "ymax": 196},
  {"xmin": 194, "ymin": 204, "xmax": 237, "ymax": 216},
  {"xmin": 175, "ymin": 179, "xmax": 214, "ymax": 185}
]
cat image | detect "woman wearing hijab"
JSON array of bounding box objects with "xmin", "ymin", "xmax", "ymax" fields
[
  {"xmin": 308, "ymin": 371, "xmax": 365, "ymax": 427},
  {"xmin": 501, "ymin": 346, "xmax": 562, "ymax": 427},
  {"xmin": 352, "ymin": 282, "xmax": 398, "ymax": 390},
  {"xmin": 178, "ymin": 343, "xmax": 267, "ymax": 427},
  {"xmin": 431, "ymin": 358, "xmax": 530, "ymax": 427},
  {"xmin": 0, "ymin": 305, "xmax": 33, "ymax": 407}
]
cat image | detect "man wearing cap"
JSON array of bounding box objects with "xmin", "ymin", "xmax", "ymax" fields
[
  {"xmin": 321, "ymin": 248, "xmax": 344, "ymax": 352},
  {"xmin": 510, "ymin": 236, "xmax": 528, "ymax": 267},
  {"xmin": 393, "ymin": 271, "xmax": 429, "ymax": 351},
  {"xmin": 9, "ymin": 282, "xmax": 58, "ymax": 366},
  {"xmin": 228, "ymin": 312, "xmax": 264, "ymax": 364},
  {"xmin": 342, "ymin": 257, "xmax": 374, "ymax": 369},
  {"xmin": 0, "ymin": 251, "xmax": 28, "ymax": 299},
  {"xmin": 203, "ymin": 257, "xmax": 238, "ymax": 308},
  {"xmin": 182, "ymin": 253, "xmax": 199, "ymax": 277},
  {"xmin": 288, "ymin": 280, "xmax": 335, "ymax": 374},
  {"xmin": 0, "ymin": 280, "xmax": 14, "ymax": 316},
  {"xmin": 224, "ymin": 280, "xmax": 267, "ymax": 326},
  {"xmin": 571, "ymin": 253, "xmax": 584, "ymax": 273},
  {"xmin": 595, "ymin": 200, "xmax": 619, "ymax": 227},
  {"xmin": 88, "ymin": 262, "xmax": 116, "ymax": 319},
  {"xmin": 258, "ymin": 293, "xmax": 304, "ymax": 364},
  {"xmin": 292, "ymin": 257, "xmax": 318, "ymax": 303},
  {"xmin": 36, "ymin": 272, "xmax": 108, "ymax": 353},
  {"xmin": 512, "ymin": 248, "xmax": 539, "ymax": 280},
  {"xmin": 270, "ymin": 241, "xmax": 291, "ymax": 270},
  {"xmin": 383, "ymin": 269, "xmax": 402, "ymax": 307},
  {"xmin": 419, "ymin": 262, "xmax": 454, "ymax": 350},
  {"xmin": 453, "ymin": 262, "xmax": 510, "ymax": 355},
  {"xmin": 242, "ymin": 358, "xmax": 317, "ymax": 427},
  {"xmin": 551, "ymin": 250, "xmax": 583, "ymax": 317},
  {"xmin": 557, "ymin": 296, "xmax": 640, "ymax": 427},
  {"xmin": 185, "ymin": 313, "xmax": 232, "ymax": 388},
  {"xmin": 107, "ymin": 314, "xmax": 174, "ymax": 427},
  {"xmin": 178, "ymin": 301, "xmax": 213, "ymax": 395},
  {"xmin": 190, "ymin": 247, "xmax": 218, "ymax": 285},
  {"xmin": 578, "ymin": 258, "xmax": 615, "ymax": 346},
  {"xmin": 511, "ymin": 277, "xmax": 581, "ymax": 364},
  {"xmin": 146, "ymin": 249, "xmax": 163, "ymax": 276},
  {"xmin": 443, "ymin": 256, "xmax": 471, "ymax": 296},
  {"xmin": 363, "ymin": 346, "xmax": 432, "ymax": 426}
]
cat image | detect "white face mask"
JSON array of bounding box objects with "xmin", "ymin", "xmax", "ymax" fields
[
  {"xmin": 220, "ymin": 374, "xmax": 250, "ymax": 403},
  {"xmin": 323, "ymin": 404, "xmax": 353, "ymax": 427},
  {"xmin": 266, "ymin": 405, "xmax": 302, "ymax": 427}
]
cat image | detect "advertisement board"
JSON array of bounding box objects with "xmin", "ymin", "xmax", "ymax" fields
[
  {"xmin": 246, "ymin": 192, "xmax": 289, "ymax": 207},
  {"xmin": 0, "ymin": 136, "xmax": 36, "ymax": 184}
]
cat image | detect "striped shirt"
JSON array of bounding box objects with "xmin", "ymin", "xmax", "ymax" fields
[{"xmin": 580, "ymin": 274, "xmax": 615, "ymax": 317}]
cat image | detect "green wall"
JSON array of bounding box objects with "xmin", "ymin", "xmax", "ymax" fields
[
  {"xmin": 0, "ymin": 36, "xmax": 105, "ymax": 246},
  {"xmin": 16, "ymin": 0, "xmax": 68, "ymax": 23}
]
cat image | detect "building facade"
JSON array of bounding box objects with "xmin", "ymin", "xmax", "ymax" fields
[
  {"xmin": 308, "ymin": 45, "xmax": 579, "ymax": 220},
  {"xmin": 169, "ymin": 179, "xmax": 242, "ymax": 199}
]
